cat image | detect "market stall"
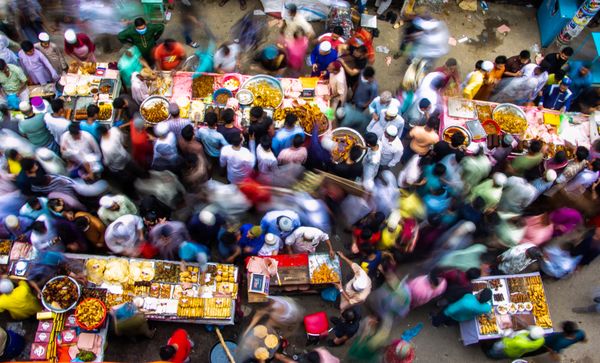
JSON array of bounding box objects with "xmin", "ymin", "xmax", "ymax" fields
[
  {"xmin": 245, "ymin": 252, "xmax": 342, "ymax": 303},
  {"xmin": 57, "ymin": 62, "xmax": 122, "ymax": 125},
  {"xmin": 459, "ymin": 272, "xmax": 553, "ymax": 346},
  {"xmin": 441, "ymin": 97, "xmax": 592, "ymax": 153},
  {"xmin": 140, "ymin": 71, "xmax": 331, "ymax": 135}
]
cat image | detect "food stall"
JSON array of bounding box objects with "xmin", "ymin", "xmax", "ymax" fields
[
  {"xmin": 245, "ymin": 253, "xmax": 342, "ymax": 303},
  {"xmin": 441, "ymin": 97, "xmax": 592, "ymax": 154},
  {"xmin": 459, "ymin": 272, "xmax": 553, "ymax": 346},
  {"xmin": 139, "ymin": 72, "xmax": 331, "ymax": 135},
  {"xmin": 58, "ymin": 62, "xmax": 122, "ymax": 125}
]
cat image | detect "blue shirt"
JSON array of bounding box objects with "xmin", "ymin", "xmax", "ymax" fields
[
  {"xmin": 260, "ymin": 210, "xmax": 301, "ymax": 240},
  {"xmin": 310, "ymin": 47, "xmax": 338, "ymax": 73},
  {"xmin": 238, "ymin": 223, "xmax": 265, "ymax": 255},
  {"xmin": 567, "ymin": 61, "xmax": 592, "ymax": 99},
  {"xmin": 272, "ymin": 126, "xmax": 304, "ymax": 156},
  {"xmin": 540, "ymin": 84, "xmax": 573, "ymax": 111},
  {"xmin": 80, "ymin": 121, "xmax": 101, "ymax": 142},
  {"xmin": 544, "ymin": 330, "xmax": 585, "ymax": 353},
  {"xmin": 196, "ymin": 127, "xmax": 229, "ymax": 157},
  {"xmin": 352, "ymin": 75, "xmax": 379, "ymax": 109},
  {"xmin": 444, "ymin": 293, "xmax": 491, "ymax": 322},
  {"xmin": 178, "ymin": 241, "xmax": 210, "ymax": 262}
]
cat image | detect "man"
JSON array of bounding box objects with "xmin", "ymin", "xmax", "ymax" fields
[
  {"xmin": 403, "ymin": 98, "xmax": 432, "ymax": 128},
  {"xmin": 463, "ymin": 60, "xmax": 493, "ymax": 100},
  {"xmin": 0, "ymin": 214, "xmax": 32, "ymax": 240},
  {"xmin": 214, "ymin": 42, "xmax": 241, "ymax": 74},
  {"xmin": 152, "ymin": 122, "xmax": 180, "ymax": 172},
  {"xmin": 0, "ymin": 278, "xmax": 41, "ymax": 320},
  {"xmin": 34, "ymin": 32, "xmax": 67, "ymax": 75},
  {"xmin": 487, "ymin": 326, "xmax": 545, "ymax": 359},
  {"xmin": 60, "ymin": 122, "xmax": 101, "ymax": 167},
  {"xmin": 238, "ymin": 224, "xmax": 265, "ymax": 256},
  {"xmin": 414, "ymin": 72, "xmax": 445, "ymax": 112},
  {"xmin": 509, "ymin": 139, "xmax": 544, "ymax": 177},
  {"xmin": 539, "ymin": 77, "xmax": 574, "ymax": 112},
  {"xmin": 285, "ymin": 226, "xmax": 334, "ymax": 257},
  {"xmin": 219, "ymin": 133, "xmax": 255, "ymax": 184},
  {"xmin": 329, "ymin": 307, "xmax": 360, "ymax": 347},
  {"xmin": 336, "ymin": 251, "xmax": 372, "ymax": 311},
  {"xmin": 112, "ymin": 95, "xmax": 139, "ymax": 125},
  {"xmin": 247, "ymin": 106, "xmax": 273, "ymax": 147},
  {"xmin": 281, "ymin": 4, "xmax": 315, "ymax": 39},
  {"xmin": 339, "ymin": 45, "xmax": 368, "ymax": 89},
  {"xmin": 153, "ymin": 39, "xmax": 186, "ymax": 71},
  {"xmin": 540, "ymin": 321, "xmax": 586, "ymax": 360},
  {"xmin": 18, "ymin": 101, "xmax": 58, "ymax": 152},
  {"xmin": 352, "ymin": 67, "xmax": 378, "ymax": 110},
  {"xmin": 434, "ymin": 58, "xmax": 461, "ymax": 96},
  {"xmin": 497, "ymin": 243, "xmax": 542, "ymax": 274},
  {"xmin": 196, "ymin": 112, "xmax": 229, "ymax": 163},
  {"xmin": 368, "ymin": 91, "xmax": 401, "ymax": 122},
  {"xmin": 97, "ymin": 194, "xmax": 138, "ymax": 226},
  {"xmin": 118, "ymin": 17, "xmax": 165, "ymax": 64},
  {"xmin": 432, "ymin": 288, "xmax": 492, "ymax": 326},
  {"xmin": 216, "ymin": 108, "xmax": 241, "ymax": 144},
  {"xmin": 81, "ymin": 104, "xmax": 101, "ymax": 142},
  {"xmin": 131, "ymin": 68, "xmax": 154, "ymax": 105},
  {"xmin": 317, "ymin": 26, "xmax": 345, "ymax": 50},
  {"xmin": 148, "ymin": 221, "xmax": 190, "ymax": 260},
  {"xmin": 165, "ymin": 103, "xmax": 191, "ymax": 137},
  {"xmin": 331, "ymin": 146, "xmax": 363, "ymax": 181},
  {"xmin": 44, "ymin": 99, "xmax": 70, "ymax": 145},
  {"xmin": 474, "ymin": 55, "xmax": 506, "ymax": 101},
  {"xmin": 98, "ymin": 125, "xmax": 130, "ymax": 174},
  {"xmin": 540, "ymin": 46, "xmax": 573, "ymax": 80},
  {"xmin": 71, "ymin": 212, "xmax": 106, "ymax": 251},
  {"xmin": 567, "ymin": 61, "xmax": 592, "ymax": 99},
  {"xmin": 18, "ymin": 40, "xmax": 58, "ymax": 85},
  {"xmin": 272, "ymin": 114, "xmax": 303, "ymax": 156},
  {"xmin": 0, "ymin": 59, "xmax": 28, "ymax": 107},
  {"xmin": 503, "ymin": 50, "xmax": 531, "ymax": 77},
  {"xmin": 310, "ymin": 41, "xmax": 337, "ymax": 76},
  {"xmin": 327, "ymin": 61, "xmax": 347, "ymax": 112},
  {"xmin": 104, "ymin": 214, "xmax": 144, "ymax": 257},
  {"xmin": 277, "ymin": 134, "xmax": 307, "ymax": 165},
  {"xmin": 366, "ymin": 106, "xmax": 404, "ymax": 139},
  {"xmin": 379, "ymin": 125, "xmax": 403, "ymax": 170},
  {"xmin": 468, "ymin": 173, "xmax": 507, "ymax": 211},
  {"xmin": 159, "ymin": 329, "xmax": 192, "ymax": 363},
  {"xmin": 260, "ymin": 209, "xmax": 301, "ymax": 240}
]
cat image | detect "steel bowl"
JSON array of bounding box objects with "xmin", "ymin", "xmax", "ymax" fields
[
  {"xmin": 140, "ymin": 95, "xmax": 171, "ymax": 125},
  {"xmin": 41, "ymin": 275, "xmax": 81, "ymax": 313},
  {"xmin": 330, "ymin": 127, "xmax": 366, "ymax": 164}
]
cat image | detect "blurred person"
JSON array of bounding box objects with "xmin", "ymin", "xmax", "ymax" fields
[
  {"xmin": 0, "ymin": 278, "xmax": 41, "ymax": 319},
  {"xmin": 468, "ymin": 172, "xmax": 507, "ymax": 211},
  {"xmin": 153, "ymin": 39, "xmax": 186, "ymax": 71},
  {"xmin": 247, "ymin": 106, "xmax": 274, "ymax": 147},
  {"xmin": 571, "ymin": 224, "xmax": 600, "ymax": 267},
  {"xmin": 310, "ymin": 40, "xmax": 337, "ymax": 77},
  {"xmin": 117, "ymin": 46, "xmax": 149, "ymax": 90},
  {"xmin": 463, "ymin": 60, "xmax": 493, "ymax": 99},
  {"xmin": 159, "ymin": 329, "xmax": 192, "ymax": 363},
  {"xmin": 434, "ymin": 58, "xmax": 460, "ymax": 96},
  {"xmin": 118, "ymin": 17, "xmax": 165, "ymax": 64},
  {"xmin": 34, "ymin": 32, "xmax": 67, "ymax": 75},
  {"xmin": 413, "ymin": 72, "xmax": 445, "ymax": 113},
  {"xmin": 220, "ymin": 132, "xmax": 255, "ymax": 184},
  {"xmin": 509, "ymin": 139, "xmax": 544, "ymax": 177},
  {"xmin": 217, "ymin": 229, "xmax": 241, "ymax": 263},
  {"xmin": 460, "ymin": 146, "xmax": 491, "ymax": 192},
  {"xmin": 537, "ymin": 321, "xmax": 586, "ymax": 360},
  {"xmin": 498, "ymin": 176, "xmax": 537, "ymax": 213},
  {"xmin": 409, "ymin": 17, "xmax": 449, "ymax": 63},
  {"xmin": 562, "ymin": 159, "xmax": 600, "ymax": 195},
  {"xmin": 152, "ymin": 122, "xmax": 181, "ymax": 173},
  {"xmin": 113, "ymin": 95, "xmax": 140, "ymax": 125},
  {"xmin": 0, "ymin": 35, "xmax": 17, "ymax": 66},
  {"xmin": 104, "ymin": 214, "xmax": 144, "ymax": 257},
  {"xmin": 474, "ymin": 55, "xmax": 506, "ymax": 101},
  {"xmin": 187, "ymin": 209, "xmax": 226, "ymax": 246},
  {"xmin": 329, "ymin": 307, "xmax": 361, "ymax": 347},
  {"xmin": 213, "ymin": 42, "xmax": 241, "ymax": 73},
  {"xmin": 148, "ymin": 221, "xmax": 190, "ymax": 260},
  {"xmin": 407, "ymin": 270, "xmax": 447, "ymax": 309},
  {"xmin": 10, "ymin": 0, "xmax": 44, "ymax": 44},
  {"xmin": 339, "ymin": 44, "xmax": 368, "ymax": 89},
  {"xmin": 431, "ymin": 288, "xmax": 492, "ymax": 327},
  {"xmin": 130, "ymin": 115, "xmax": 153, "ymax": 169},
  {"xmin": 328, "ymin": 61, "xmax": 347, "ymax": 112},
  {"xmin": 572, "ymin": 287, "xmax": 600, "ymax": 313},
  {"xmin": 367, "ymin": 106, "xmax": 404, "ymax": 139},
  {"xmin": 165, "ymin": 104, "xmax": 191, "ymax": 138},
  {"xmin": 352, "ymin": 66, "xmax": 378, "ymax": 110},
  {"xmin": 566, "ymin": 61, "xmax": 592, "ymax": 99},
  {"xmin": 369, "ymin": 91, "xmax": 401, "ymax": 122},
  {"xmin": 177, "ymin": 0, "xmax": 203, "ymax": 48},
  {"xmin": 0, "ymin": 59, "xmax": 29, "ymax": 107},
  {"xmin": 318, "ymin": 26, "xmax": 346, "ymax": 50},
  {"xmin": 491, "ymin": 66, "xmax": 546, "ymax": 105},
  {"xmin": 330, "ymin": 146, "xmax": 363, "ymax": 181},
  {"xmin": 245, "ymin": 296, "xmax": 303, "ymax": 333},
  {"xmin": 0, "ymin": 325, "xmax": 27, "ymax": 361},
  {"xmin": 403, "ymin": 98, "xmax": 433, "ymax": 129},
  {"xmin": 178, "ymin": 125, "xmax": 208, "ymax": 180},
  {"xmin": 539, "ymin": 78, "xmax": 574, "ymax": 112},
  {"xmin": 284, "ymin": 30, "xmax": 309, "ymax": 76},
  {"xmin": 404, "ymin": 116, "xmax": 439, "ymax": 163},
  {"xmin": 503, "ymin": 50, "xmax": 531, "ymax": 77},
  {"xmin": 0, "ymin": 214, "xmax": 32, "ymax": 240},
  {"xmin": 98, "ymin": 194, "xmax": 138, "ymax": 226},
  {"xmin": 540, "ymin": 46, "xmax": 573, "ymax": 80},
  {"xmin": 44, "ymin": 99, "xmax": 70, "ymax": 145},
  {"xmin": 196, "ymin": 112, "xmax": 228, "ymax": 165},
  {"xmin": 281, "ymin": 3, "xmax": 315, "ymax": 39},
  {"xmin": 69, "ymin": 211, "xmax": 106, "ymax": 251},
  {"xmin": 60, "ymin": 122, "xmax": 101, "ymax": 167},
  {"xmin": 260, "ymin": 209, "xmax": 301, "ymax": 240},
  {"xmin": 284, "ymin": 226, "xmax": 334, "ymax": 257},
  {"xmin": 336, "ymin": 251, "xmax": 372, "ymax": 311},
  {"xmin": 254, "ymin": 44, "xmax": 287, "ymax": 75},
  {"xmin": 110, "ymin": 299, "xmax": 156, "ymax": 340},
  {"xmin": 81, "ymin": 104, "xmax": 101, "ymax": 142},
  {"xmin": 238, "ymin": 224, "xmax": 265, "ymax": 256},
  {"xmin": 216, "ymin": 108, "xmax": 241, "ymax": 144},
  {"xmin": 277, "ymin": 134, "xmax": 307, "ymax": 165},
  {"xmin": 497, "ymin": 243, "xmax": 542, "ymax": 274},
  {"xmin": 63, "ymin": 29, "xmax": 96, "ymax": 63},
  {"xmin": 362, "ymin": 132, "xmax": 381, "ymax": 191},
  {"xmin": 272, "ymin": 113, "xmax": 303, "ymax": 156},
  {"xmin": 131, "ymin": 68, "xmax": 155, "ymax": 105},
  {"xmin": 18, "ymin": 101, "xmax": 58, "ymax": 152},
  {"xmin": 379, "ymin": 125, "xmax": 403, "ymax": 169},
  {"xmin": 486, "ymin": 326, "xmax": 545, "ymax": 360}
]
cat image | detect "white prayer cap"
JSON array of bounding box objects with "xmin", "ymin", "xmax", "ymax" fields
[
  {"xmin": 64, "ymin": 29, "xmax": 77, "ymax": 44},
  {"xmin": 38, "ymin": 32, "xmax": 50, "ymax": 42}
]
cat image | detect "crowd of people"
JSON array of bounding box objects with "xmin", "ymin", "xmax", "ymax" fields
[{"xmin": 0, "ymin": 1, "xmax": 597, "ymax": 362}]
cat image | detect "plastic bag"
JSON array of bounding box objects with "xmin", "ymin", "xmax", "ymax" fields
[{"xmin": 6, "ymin": 94, "xmax": 20, "ymax": 110}]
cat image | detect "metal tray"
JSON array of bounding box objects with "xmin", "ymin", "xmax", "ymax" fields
[{"xmin": 240, "ymin": 75, "xmax": 284, "ymax": 109}]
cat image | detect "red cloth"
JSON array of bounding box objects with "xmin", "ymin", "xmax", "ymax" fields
[
  {"xmin": 304, "ymin": 311, "xmax": 328, "ymax": 336},
  {"xmin": 140, "ymin": 242, "xmax": 159, "ymax": 259},
  {"xmin": 64, "ymin": 33, "xmax": 95, "ymax": 56},
  {"xmin": 167, "ymin": 329, "xmax": 192, "ymax": 363},
  {"xmin": 153, "ymin": 42, "xmax": 186, "ymax": 71},
  {"xmin": 130, "ymin": 125, "xmax": 153, "ymax": 169},
  {"xmin": 352, "ymin": 228, "xmax": 381, "ymax": 247},
  {"xmin": 238, "ymin": 178, "xmax": 271, "ymax": 206}
]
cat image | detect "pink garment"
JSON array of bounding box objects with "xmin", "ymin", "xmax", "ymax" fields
[
  {"xmin": 407, "ymin": 275, "xmax": 447, "ymax": 308},
  {"xmin": 285, "ymin": 36, "xmax": 309, "ymax": 70},
  {"xmin": 521, "ymin": 215, "xmax": 554, "ymax": 246},
  {"xmin": 550, "ymin": 208, "xmax": 583, "ymax": 237},
  {"xmin": 277, "ymin": 146, "xmax": 307, "ymax": 165},
  {"xmin": 315, "ymin": 348, "xmax": 340, "ymax": 363}
]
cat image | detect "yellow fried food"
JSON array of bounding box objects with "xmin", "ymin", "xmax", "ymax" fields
[
  {"xmin": 265, "ymin": 334, "xmax": 278, "ymax": 349},
  {"xmin": 255, "ymin": 347, "xmax": 269, "ymax": 360},
  {"xmin": 273, "ymin": 104, "xmax": 328, "ymax": 134},
  {"xmin": 75, "ymin": 299, "xmax": 105, "ymax": 328},
  {"xmin": 526, "ymin": 278, "xmax": 553, "ymax": 328},
  {"xmin": 141, "ymin": 101, "xmax": 169, "ymax": 124},
  {"xmin": 494, "ymin": 111, "xmax": 528, "ymax": 134},
  {"xmin": 478, "ymin": 314, "xmax": 498, "ymax": 335},
  {"xmin": 192, "ymin": 75, "xmax": 215, "ymax": 98},
  {"xmin": 246, "ymin": 80, "xmax": 283, "ymax": 108},
  {"xmin": 331, "ymin": 134, "xmax": 359, "ymax": 162},
  {"xmin": 98, "ymin": 103, "xmax": 112, "ymax": 121},
  {"xmin": 129, "ymin": 260, "xmax": 155, "ymax": 282},
  {"xmin": 85, "ymin": 258, "xmax": 107, "ymax": 284},
  {"xmin": 310, "ymin": 264, "xmax": 340, "ymax": 284}
]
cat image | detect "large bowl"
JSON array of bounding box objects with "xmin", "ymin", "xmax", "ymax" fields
[
  {"xmin": 442, "ymin": 125, "xmax": 471, "ymax": 146},
  {"xmin": 240, "ymin": 75, "xmax": 284, "ymax": 109},
  {"xmin": 75, "ymin": 298, "xmax": 107, "ymax": 330},
  {"xmin": 140, "ymin": 95, "xmax": 171, "ymax": 125},
  {"xmin": 41, "ymin": 276, "xmax": 81, "ymax": 313},
  {"xmin": 330, "ymin": 127, "xmax": 366, "ymax": 164},
  {"xmin": 492, "ymin": 103, "xmax": 528, "ymax": 135},
  {"xmin": 222, "ymin": 74, "xmax": 241, "ymax": 93}
]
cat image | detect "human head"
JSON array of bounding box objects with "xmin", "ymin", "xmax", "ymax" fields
[
  {"xmin": 450, "ymin": 131, "xmax": 465, "ymax": 147},
  {"xmin": 365, "ymin": 132, "xmax": 378, "ymax": 147},
  {"xmin": 352, "ymin": 274, "xmax": 369, "ymax": 292},
  {"xmin": 578, "ymin": 63, "xmax": 591, "ymax": 76},
  {"xmin": 419, "ymin": 98, "xmax": 431, "ymax": 111},
  {"xmin": 205, "ymin": 112, "xmax": 218, "ymax": 128},
  {"xmin": 99, "ymin": 195, "xmax": 118, "ymax": 211},
  {"xmin": 384, "ymin": 125, "xmax": 398, "ymax": 140},
  {"xmin": 181, "ymin": 124, "xmax": 194, "ymax": 141},
  {"xmin": 481, "ymin": 61, "xmax": 494, "ymax": 73},
  {"xmin": 525, "ymin": 246, "xmax": 543, "ymax": 260},
  {"xmin": 433, "ymin": 163, "xmax": 446, "ymax": 176},
  {"xmin": 478, "ymin": 288, "xmax": 492, "ymax": 303},
  {"xmin": 38, "ymin": 32, "xmax": 50, "ymax": 46},
  {"xmin": 64, "ymin": 29, "xmax": 77, "ymax": 44},
  {"xmin": 529, "ymin": 326, "xmax": 544, "ymax": 340},
  {"xmin": 247, "ymin": 225, "xmax": 262, "ymax": 239},
  {"xmin": 112, "ymin": 97, "xmax": 126, "ymax": 110},
  {"xmin": 163, "ymin": 38, "xmax": 176, "ymax": 52},
  {"xmin": 159, "ymin": 345, "xmax": 176, "ymax": 360},
  {"xmin": 349, "ymin": 146, "xmax": 363, "ymax": 162},
  {"xmin": 199, "ymin": 210, "xmax": 216, "ymax": 226},
  {"xmin": 560, "ymin": 77, "xmax": 571, "ymax": 92},
  {"xmin": 154, "ymin": 122, "xmax": 169, "ymax": 138},
  {"xmin": 591, "ymin": 159, "xmax": 600, "ymax": 172},
  {"xmin": 575, "ymin": 146, "xmax": 589, "ymax": 162},
  {"xmin": 168, "ymin": 102, "xmax": 180, "ymax": 117},
  {"xmin": 229, "ymin": 132, "xmax": 242, "ymax": 147},
  {"xmin": 545, "ymin": 169, "xmax": 557, "ymax": 182},
  {"xmin": 20, "ymin": 41, "xmax": 34, "ymax": 55},
  {"xmin": 0, "ymin": 59, "xmax": 7, "ymax": 74},
  {"xmin": 426, "ymin": 115, "xmax": 439, "ymax": 130},
  {"xmin": 529, "ymin": 139, "xmax": 542, "ymax": 153},
  {"xmin": 19, "ymin": 101, "xmax": 33, "ymax": 116},
  {"xmin": 352, "ymin": 45, "xmax": 368, "ymax": 59},
  {"xmin": 363, "ymin": 66, "xmax": 375, "ymax": 80},
  {"xmin": 494, "ymin": 55, "xmax": 507, "ymax": 71},
  {"xmin": 384, "ymin": 106, "xmax": 398, "ymax": 121},
  {"xmin": 0, "ymin": 278, "xmax": 13, "ymax": 294},
  {"xmin": 380, "ymin": 91, "xmax": 392, "ymax": 106},
  {"xmin": 292, "ymin": 134, "xmax": 304, "ymax": 148},
  {"xmin": 50, "ymin": 98, "xmax": 64, "ymax": 115},
  {"xmin": 259, "ymin": 135, "xmax": 272, "ymax": 151},
  {"xmin": 31, "ymin": 220, "xmax": 47, "ymax": 234},
  {"xmin": 87, "ymin": 104, "xmax": 99, "ymax": 119},
  {"xmin": 519, "ymin": 50, "xmax": 531, "ymax": 63},
  {"xmin": 277, "ymin": 216, "xmax": 294, "ymax": 232},
  {"xmin": 319, "ymin": 41, "xmax": 332, "ymax": 55},
  {"xmin": 249, "ymin": 106, "xmax": 263, "ymax": 122},
  {"xmin": 492, "ymin": 172, "xmax": 507, "ymax": 187},
  {"xmin": 333, "ymin": 26, "xmax": 344, "ymax": 38},
  {"xmin": 342, "ymin": 308, "xmax": 356, "ymax": 322},
  {"xmin": 284, "ymin": 113, "xmax": 298, "ymax": 128},
  {"xmin": 48, "ymin": 198, "xmax": 64, "ymax": 213},
  {"xmin": 287, "ymin": 3, "xmax": 297, "ymax": 16},
  {"xmin": 68, "ymin": 122, "xmax": 81, "ymax": 138},
  {"xmin": 561, "ymin": 321, "xmax": 578, "ymax": 336},
  {"xmin": 474, "ymin": 60, "xmax": 483, "ymax": 70},
  {"xmin": 466, "ymin": 268, "xmax": 481, "ymax": 280},
  {"xmin": 221, "ymin": 108, "xmax": 234, "ymax": 125},
  {"xmin": 134, "ymin": 18, "xmax": 147, "ymax": 34},
  {"xmin": 21, "ymin": 158, "xmax": 38, "ymax": 174},
  {"xmin": 97, "ymin": 124, "xmax": 109, "ymax": 137},
  {"xmin": 221, "ymin": 231, "xmax": 239, "ymax": 246},
  {"xmin": 327, "ymin": 60, "xmax": 342, "ymax": 74},
  {"xmin": 74, "ymin": 216, "xmax": 90, "ymax": 232},
  {"xmin": 559, "ymin": 47, "xmax": 574, "ymax": 61},
  {"xmin": 4, "ymin": 215, "xmax": 18, "ymax": 229},
  {"xmin": 444, "ymin": 57, "xmax": 458, "ymax": 71}
]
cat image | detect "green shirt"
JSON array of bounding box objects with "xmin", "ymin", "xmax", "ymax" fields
[
  {"xmin": 469, "ymin": 180, "xmax": 503, "ymax": 210},
  {"xmin": 18, "ymin": 113, "xmax": 52, "ymax": 147},
  {"xmin": 511, "ymin": 153, "xmax": 543, "ymax": 176},
  {"xmin": 0, "ymin": 64, "xmax": 27, "ymax": 93},
  {"xmin": 97, "ymin": 195, "xmax": 138, "ymax": 225},
  {"xmin": 502, "ymin": 332, "xmax": 545, "ymax": 358},
  {"xmin": 117, "ymin": 23, "xmax": 165, "ymax": 60}
]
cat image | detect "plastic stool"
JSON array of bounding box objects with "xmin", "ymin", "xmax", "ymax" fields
[{"xmin": 141, "ymin": 0, "xmax": 165, "ymax": 22}]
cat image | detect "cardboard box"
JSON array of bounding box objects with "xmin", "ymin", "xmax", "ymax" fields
[
  {"xmin": 60, "ymin": 329, "xmax": 77, "ymax": 344},
  {"xmin": 37, "ymin": 321, "xmax": 53, "ymax": 332},
  {"xmin": 34, "ymin": 331, "xmax": 50, "ymax": 343},
  {"xmin": 30, "ymin": 343, "xmax": 48, "ymax": 360}
]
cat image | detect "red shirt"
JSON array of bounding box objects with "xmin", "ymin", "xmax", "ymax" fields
[
  {"xmin": 153, "ymin": 43, "xmax": 186, "ymax": 71},
  {"xmin": 352, "ymin": 228, "xmax": 382, "ymax": 246},
  {"xmin": 167, "ymin": 329, "xmax": 191, "ymax": 363}
]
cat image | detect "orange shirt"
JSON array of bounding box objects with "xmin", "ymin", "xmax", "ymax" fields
[{"xmin": 153, "ymin": 43, "xmax": 186, "ymax": 71}]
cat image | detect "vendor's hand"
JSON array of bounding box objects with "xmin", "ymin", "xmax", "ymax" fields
[
  {"xmin": 372, "ymin": 113, "xmax": 379, "ymax": 121},
  {"xmin": 312, "ymin": 64, "xmax": 318, "ymax": 72},
  {"xmin": 336, "ymin": 251, "xmax": 345, "ymax": 258},
  {"xmin": 516, "ymin": 71, "xmax": 523, "ymax": 77},
  {"xmin": 329, "ymin": 249, "xmax": 335, "ymax": 259}
]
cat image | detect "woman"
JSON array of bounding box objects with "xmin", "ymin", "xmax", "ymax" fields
[
  {"xmin": 63, "ymin": 29, "xmax": 96, "ymax": 63},
  {"xmin": 17, "ymin": 41, "xmax": 58, "ymax": 85},
  {"xmin": 34, "ymin": 32, "xmax": 67, "ymax": 75},
  {"xmin": 0, "ymin": 35, "xmax": 18, "ymax": 65}
]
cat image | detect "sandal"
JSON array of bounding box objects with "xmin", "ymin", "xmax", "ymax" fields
[{"xmin": 240, "ymin": 0, "xmax": 247, "ymax": 10}]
